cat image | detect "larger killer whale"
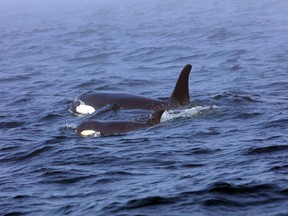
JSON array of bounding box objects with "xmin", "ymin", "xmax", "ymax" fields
[
  {"xmin": 69, "ymin": 64, "xmax": 192, "ymax": 115},
  {"xmin": 76, "ymin": 110, "xmax": 165, "ymax": 137}
]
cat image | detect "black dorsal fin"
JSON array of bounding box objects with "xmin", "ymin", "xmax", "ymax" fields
[
  {"xmin": 146, "ymin": 110, "xmax": 165, "ymax": 126},
  {"xmin": 169, "ymin": 64, "xmax": 192, "ymax": 106}
]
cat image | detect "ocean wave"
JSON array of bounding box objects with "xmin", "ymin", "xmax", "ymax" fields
[
  {"xmin": 245, "ymin": 144, "xmax": 288, "ymax": 155},
  {"xmin": 123, "ymin": 196, "xmax": 176, "ymax": 209},
  {"xmin": 213, "ymin": 91, "xmax": 262, "ymax": 104},
  {"xmin": 0, "ymin": 121, "xmax": 25, "ymax": 129},
  {"xmin": 101, "ymin": 181, "xmax": 288, "ymax": 214},
  {"xmin": 262, "ymin": 119, "xmax": 288, "ymax": 129}
]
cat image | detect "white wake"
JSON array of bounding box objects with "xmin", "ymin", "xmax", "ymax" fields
[{"xmin": 160, "ymin": 105, "xmax": 218, "ymax": 122}]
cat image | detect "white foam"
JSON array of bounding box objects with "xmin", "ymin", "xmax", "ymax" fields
[
  {"xmin": 160, "ymin": 105, "xmax": 218, "ymax": 122},
  {"xmin": 94, "ymin": 132, "xmax": 101, "ymax": 137},
  {"xmin": 64, "ymin": 124, "xmax": 77, "ymax": 130}
]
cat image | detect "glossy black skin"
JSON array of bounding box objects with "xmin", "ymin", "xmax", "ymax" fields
[
  {"xmin": 70, "ymin": 64, "xmax": 192, "ymax": 115},
  {"xmin": 76, "ymin": 110, "xmax": 165, "ymax": 136},
  {"xmin": 77, "ymin": 92, "xmax": 176, "ymax": 110},
  {"xmin": 77, "ymin": 120, "xmax": 148, "ymax": 136}
]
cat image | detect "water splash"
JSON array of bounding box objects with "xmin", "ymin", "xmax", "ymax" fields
[
  {"xmin": 59, "ymin": 124, "xmax": 77, "ymax": 132},
  {"xmin": 94, "ymin": 132, "xmax": 101, "ymax": 137},
  {"xmin": 160, "ymin": 105, "xmax": 219, "ymax": 122}
]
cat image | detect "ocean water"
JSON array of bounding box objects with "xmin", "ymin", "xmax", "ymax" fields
[{"xmin": 1, "ymin": 0, "xmax": 288, "ymax": 215}]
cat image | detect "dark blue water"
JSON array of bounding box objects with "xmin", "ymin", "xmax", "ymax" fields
[{"xmin": 1, "ymin": 0, "xmax": 288, "ymax": 215}]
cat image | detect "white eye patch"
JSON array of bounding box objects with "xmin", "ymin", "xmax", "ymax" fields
[
  {"xmin": 76, "ymin": 104, "xmax": 95, "ymax": 114},
  {"xmin": 80, "ymin": 130, "xmax": 101, "ymax": 137},
  {"xmin": 80, "ymin": 130, "xmax": 96, "ymax": 136}
]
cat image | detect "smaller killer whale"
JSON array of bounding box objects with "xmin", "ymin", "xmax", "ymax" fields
[
  {"xmin": 69, "ymin": 64, "xmax": 192, "ymax": 115},
  {"xmin": 76, "ymin": 110, "xmax": 165, "ymax": 137}
]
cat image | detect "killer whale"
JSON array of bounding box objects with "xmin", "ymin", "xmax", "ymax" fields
[
  {"xmin": 76, "ymin": 110, "xmax": 165, "ymax": 137},
  {"xmin": 69, "ymin": 64, "xmax": 192, "ymax": 115}
]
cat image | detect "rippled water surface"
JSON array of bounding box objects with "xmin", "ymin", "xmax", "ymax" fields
[{"xmin": 1, "ymin": 0, "xmax": 288, "ymax": 215}]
